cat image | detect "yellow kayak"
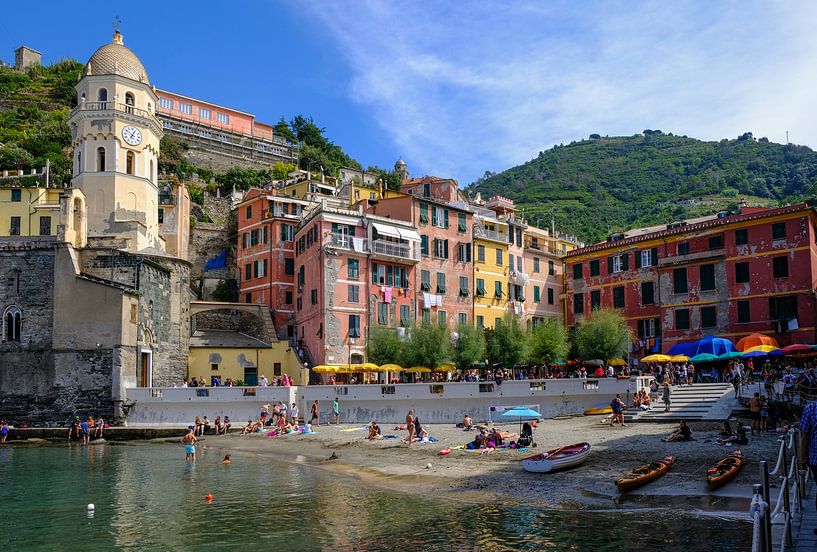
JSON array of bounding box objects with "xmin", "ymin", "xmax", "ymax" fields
[{"xmin": 583, "ymin": 406, "xmax": 613, "ymax": 416}]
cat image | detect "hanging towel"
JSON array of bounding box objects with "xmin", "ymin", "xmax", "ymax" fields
[
  {"xmin": 383, "ymin": 286, "xmax": 393, "ymax": 303},
  {"xmin": 788, "ymin": 318, "xmax": 800, "ymax": 330},
  {"xmin": 352, "ymin": 237, "xmax": 364, "ymax": 251},
  {"xmin": 423, "ymin": 292, "xmax": 433, "ymax": 308}
]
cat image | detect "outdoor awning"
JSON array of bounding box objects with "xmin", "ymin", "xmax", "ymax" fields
[
  {"xmin": 396, "ymin": 227, "xmax": 421, "ymax": 241},
  {"xmin": 371, "ymin": 222, "xmax": 401, "ymax": 238}
]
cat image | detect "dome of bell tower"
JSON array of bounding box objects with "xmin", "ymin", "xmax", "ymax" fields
[{"xmin": 83, "ymin": 30, "xmax": 150, "ymax": 84}]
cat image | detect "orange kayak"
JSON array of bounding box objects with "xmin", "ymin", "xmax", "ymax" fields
[
  {"xmin": 707, "ymin": 450, "xmax": 744, "ymax": 490},
  {"xmin": 616, "ymin": 456, "xmax": 675, "ymax": 492}
]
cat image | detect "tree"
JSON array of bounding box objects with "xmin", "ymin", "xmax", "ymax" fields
[
  {"xmin": 486, "ymin": 315, "xmax": 527, "ymax": 368},
  {"xmin": 271, "ymin": 161, "xmax": 298, "ymax": 181},
  {"xmin": 0, "ymin": 144, "xmax": 34, "ymax": 169},
  {"xmin": 366, "ymin": 165, "xmax": 403, "ymax": 191},
  {"xmin": 575, "ymin": 309, "xmax": 630, "ymax": 361},
  {"xmin": 366, "ymin": 328, "xmax": 405, "ymax": 366},
  {"xmin": 454, "ymin": 324, "xmax": 486, "ymax": 371},
  {"xmin": 273, "ymin": 117, "xmax": 296, "ymax": 143},
  {"xmin": 528, "ymin": 319, "xmax": 568, "ymax": 365},
  {"xmin": 405, "ymin": 322, "xmax": 452, "ymax": 368},
  {"xmin": 214, "ymin": 167, "xmax": 272, "ymax": 191}
]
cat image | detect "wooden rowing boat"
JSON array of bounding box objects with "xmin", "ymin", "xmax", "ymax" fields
[
  {"xmin": 521, "ymin": 442, "xmax": 591, "ymax": 473},
  {"xmin": 583, "ymin": 406, "xmax": 613, "ymax": 416},
  {"xmin": 616, "ymin": 456, "xmax": 675, "ymax": 492},
  {"xmin": 707, "ymin": 450, "xmax": 744, "ymax": 490}
]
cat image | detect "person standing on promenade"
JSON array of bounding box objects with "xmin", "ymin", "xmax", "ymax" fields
[
  {"xmin": 260, "ymin": 403, "xmax": 270, "ymax": 426},
  {"xmin": 405, "ymin": 410, "xmax": 415, "ymax": 446},
  {"xmin": 799, "ymin": 398, "xmax": 817, "ymax": 534},
  {"xmin": 309, "ymin": 400, "xmax": 320, "ymax": 426},
  {"xmin": 181, "ymin": 427, "xmax": 198, "ymax": 462},
  {"xmin": 290, "ymin": 402, "xmax": 299, "ymax": 425},
  {"xmin": 662, "ymin": 382, "xmax": 671, "ymax": 412},
  {"xmin": 332, "ymin": 398, "xmax": 340, "ymax": 425},
  {"xmin": 748, "ymin": 393, "xmax": 762, "ymax": 435}
]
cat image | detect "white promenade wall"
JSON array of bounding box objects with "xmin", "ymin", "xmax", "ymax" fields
[{"xmin": 125, "ymin": 378, "xmax": 634, "ymax": 425}]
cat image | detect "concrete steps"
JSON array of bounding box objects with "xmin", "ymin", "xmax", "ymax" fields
[{"xmin": 624, "ymin": 383, "xmax": 735, "ymax": 422}]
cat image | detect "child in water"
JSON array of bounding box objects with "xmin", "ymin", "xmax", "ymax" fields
[{"xmin": 221, "ymin": 454, "xmax": 232, "ymax": 464}]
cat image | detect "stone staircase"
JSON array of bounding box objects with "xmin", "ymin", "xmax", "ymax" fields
[{"xmin": 624, "ymin": 383, "xmax": 735, "ymax": 422}]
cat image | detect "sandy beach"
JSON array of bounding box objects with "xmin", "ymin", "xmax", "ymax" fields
[{"xmin": 197, "ymin": 415, "xmax": 784, "ymax": 512}]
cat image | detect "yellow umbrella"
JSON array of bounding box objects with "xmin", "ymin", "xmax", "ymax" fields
[
  {"xmin": 669, "ymin": 355, "xmax": 690, "ymax": 362},
  {"xmin": 312, "ymin": 365, "xmax": 342, "ymax": 373},
  {"xmin": 641, "ymin": 354, "xmax": 671, "ymax": 363},
  {"xmin": 744, "ymin": 345, "xmax": 780, "ymax": 354},
  {"xmin": 434, "ymin": 362, "xmax": 457, "ymax": 372},
  {"xmin": 406, "ymin": 366, "xmax": 431, "ymax": 373},
  {"xmin": 607, "ymin": 358, "xmax": 627, "ymax": 366},
  {"xmin": 379, "ymin": 364, "xmax": 404, "ymax": 372},
  {"xmin": 352, "ymin": 363, "xmax": 380, "ymax": 372}
]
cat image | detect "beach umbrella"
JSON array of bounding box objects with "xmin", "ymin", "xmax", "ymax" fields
[
  {"xmin": 736, "ymin": 333, "xmax": 779, "ymax": 352},
  {"xmin": 352, "ymin": 363, "xmax": 379, "ymax": 372},
  {"xmin": 434, "ymin": 362, "xmax": 457, "ymax": 372},
  {"xmin": 744, "ymin": 345, "xmax": 780, "ymax": 355},
  {"xmin": 379, "ymin": 364, "xmax": 404, "ymax": 372},
  {"xmin": 668, "ymin": 335, "xmax": 737, "ymax": 357},
  {"xmin": 669, "ymin": 355, "xmax": 690, "ymax": 363},
  {"xmin": 551, "ymin": 359, "xmax": 567, "ymax": 365},
  {"xmin": 641, "ymin": 354, "xmax": 671, "ymax": 363},
  {"xmin": 717, "ymin": 351, "xmax": 744, "ymax": 360},
  {"xmin": 585, "ymin": 359, "xmax": 605, "ymax": 367},
  {"xmin": 690, "ymin": 353, "xmax": 718, "ymax": 363},
  {"xmin": 406, "ymin": 366, "xmax": 431, "ymax": 373},
  {"xmin": 608, "ymin": 358, "xmax": 627, "ymax": 366},
  {"xmin": 782, "ymin": 344, "xmax": 812, "ymax": 355},
  {"xmin": 312, "ymin": 365, "xmax": 341, "ymax": 373},
  {"xmin": 500, "ymin": 406, "xmax": 543, "ymax": 433}
]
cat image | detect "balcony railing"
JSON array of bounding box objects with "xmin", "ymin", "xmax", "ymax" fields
[
  {"xmin": 71, "ymin": 101, "xmax": 160, "ymax": 126},
  {"xmin": 371, "ymin": 239, "xmax": 419, "ymax": 261},
  {"xmin": 326, "ymin": 234, "xmax": 368, "ymax": 252},
  {"xmin": 474, "ymin": 226, "xmax": 506, "ymax": 242}
]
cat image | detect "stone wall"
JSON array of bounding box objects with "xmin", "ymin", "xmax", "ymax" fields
[
  {"xmin": 193, "ymin": 310, "xmax": 266, "ymax": 341},
  {"xmin": 0, "ymin": 245, "xmax": 56, "ymax": 350}
]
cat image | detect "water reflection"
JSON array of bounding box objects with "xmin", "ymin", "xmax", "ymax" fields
[{"xmin": 0, "ymin": 444, "xmax": 752, "ymax": 552}]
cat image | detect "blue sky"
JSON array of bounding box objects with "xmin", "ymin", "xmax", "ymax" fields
[{"xmin": 3, "ymin": 1, "xmax": 817, "ymax": 184}]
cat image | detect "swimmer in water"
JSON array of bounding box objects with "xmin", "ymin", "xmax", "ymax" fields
[
  {"xmin": 221, "ymin": 454, "xmax": 232, "ymax": 464},
  {"xmin": 181, "ymin": 426, "xmax": 198, "ymax": 462}
]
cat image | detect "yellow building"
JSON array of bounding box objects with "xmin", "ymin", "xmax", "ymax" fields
[
  {"xmin": 0, "ymin": 179, "xmax": 62, "ymax": 237},
  {"xmin": 188, "ymin": 329, "xmax": 308, "ymax": 385},
  {"xmin": 473, "ymin": 214, "xmax": 510, "ymax": 329}
]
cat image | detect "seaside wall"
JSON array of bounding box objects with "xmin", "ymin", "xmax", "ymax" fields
[{"xmin": 124, "ymin": 379, "xmax": 634, "ymax": 425}]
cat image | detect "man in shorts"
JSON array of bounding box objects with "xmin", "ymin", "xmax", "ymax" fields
[
  {"xmin": 799, "ymin": 398, "xmax": 817, "ymax": 535},
  {"xmin": 748, "ymin": 393, "xmax": 762, "ymax": 435},
  {"xmin": 332, "ymin": 398, "xmax": 340, "ymax": 425},
  {"xmin": 609, "ymin": 394, "xmax": 626, "ymax": 427},
  {"xmin": 181, "ymin": 426, "xmax": 198, "ymax": 462}
]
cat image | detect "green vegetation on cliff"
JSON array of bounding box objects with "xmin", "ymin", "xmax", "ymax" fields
[{"xmin": 469, "ymin": 132, "xmax": 817, "ymax": 244}]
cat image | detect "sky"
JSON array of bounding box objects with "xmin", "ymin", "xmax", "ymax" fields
[{"xmin": 3, "ymin": 1, "xmax": 817, "ymax": 184}]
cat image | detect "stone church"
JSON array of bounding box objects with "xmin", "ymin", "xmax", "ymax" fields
[{"xmin": 0, "ymin": 31, "xmax": 192, "ymax": 424}]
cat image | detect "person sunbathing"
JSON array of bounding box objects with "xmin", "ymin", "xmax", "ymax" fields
[
  {"xmin": 414, "ymin": 417, "xmax": 429, "ymax": 440},
  {"xmin": 462, "ymin": 415, "xmax": 474, "ymax": 430},
  {"xmin": 718, "ymin": 421, "xmax": 734, "ymax": 438},
  {"xmin": 241, "ymin": 419, "xmax": 260, "ymax": 435},
  {"xmin": 368, "ymin": 421, "xmax": 382, "ymax": 440},
  {"xmin": 718, "ymin": 425, "xmax": 748, "ymax": 445},
  {"xmin": 662, "ymin": 421, "xmax": 692, "ymax": 442},
  {"xmin": 467, "ymin": 429, "xmax": 486, "ymax": 450}
]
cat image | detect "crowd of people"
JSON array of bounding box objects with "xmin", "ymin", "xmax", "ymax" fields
[
  {"xmin": 178, "ymin": 373, "xmax": 295, "ymax": 388},
  {"xmin": 67, "ymin": 416, "xmax": 107, "ymax": 444}
]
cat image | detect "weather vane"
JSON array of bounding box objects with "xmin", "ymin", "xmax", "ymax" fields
[{"xmin": 113, "ymin": 16, "xmax": 122, "ymax": 32}]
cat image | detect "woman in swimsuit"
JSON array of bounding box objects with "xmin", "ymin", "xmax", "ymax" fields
[{"xmin": 405, "ymin": 410, "xmax": 415, "ymax": 445}]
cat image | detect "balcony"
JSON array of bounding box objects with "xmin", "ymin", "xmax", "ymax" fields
[
  {"xmin": 371, "ymin": 239, "xmax": 419, "ymax": 262},
  {"xmin": 71, "ymin": 101, "xmax": 161, "ymax": 127},
  {"xmin": 325, "ymin": 234, "xmax": 368, "ymax": 253},
  {"xmin": 474, "ymin": 226, "xmax": 507, "ymax": 243}
]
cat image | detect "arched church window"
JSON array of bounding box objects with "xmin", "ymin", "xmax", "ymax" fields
[
  {"xmin": 97, "ymin": 147, "xmax": 106, "ymax": 172},
  {"xmin": 126, "ymin": 151, "xmax": 135, "ymax": 175},
  {"xmin": 98, "ymin": 88, "xmax": 108, "ymax": 103},
  {"xmin": 4, "ymin": 306, "xmax": 21, "ymax": 342},
  {"xmin": 125, "ymin": 92, "xmax": 135, "ymax": 114}
]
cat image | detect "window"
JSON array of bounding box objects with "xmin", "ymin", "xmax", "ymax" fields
[
  {"xmin": 253, "ymin": 259, "xmax": 267, "ymax": 278},
  {"xmin": 534, "ymin": 286, "xmax": 541, "ymax": 302},
  {"xmin": 675, "ymin": 308, "xmax": 690, "ymax": 330},
  {"xmin": 246, "ymin": 292, "xmax": 252, "ymax": 303},
  {"xmin": 421, "ymin": 270, "xmax": 431, "ymax": 291},
  {"xmin": 11, "ymin": 189, "xmax": 21, "ymax": 202},
  {"xmin": 516, "ymin": 228, "xmax": 523, "ymax": 247},
  {"xmin": 701, "ymin": 306, "xmax": 717, "ymax": 328},
  {"xmin": 532, "ymin": 257, "xmax": 540, "ymax": 273},
  {"xmin": 285, "ymin": 291, "xmax": 293, "ymax": 305},
  {"xmin": 242, "ymin": 233, "xmax": 249, "ymax": 249},
  {"xmin": 517, "ymin": 256, "xmax": 522, "ymax": 273},
  {"xmin": 641, "ymin": 281, "xmax": 655, "ymax": 305},
  {"xmin": 348, "ymin": 259, "xmax": 359, "ymax": 279},
  {"xmin": 494, "ymin": 281, "xmax": 503, "ymax": 298},
  {"xmin": 548, "ymin": 259, "xmax": 555, "ymax": 276},
  {"xmin": 591, "ymin": 289, "xmax": 601, "ymax": 309},
  {"xmin": 637, "ymin": 318, "xmax": 656, "ymax": 339},
  {"xmin": 126, "ymin": 151, "xmax": 135, "ymax": 175},
  {"xmin": 677, "ymin": 242, "xmax": 690, "ymax": 255},
  {"xmin": 476, "ymin": 278, "xmax": 486, "ymax": 296},
  {"xmin": 296, "ymin": 297, "xmax": 302, "ymax": 311},
  {"xmin": 159, "ymin": 97, "xmax": 173, "ymax": 109},
  {"xmin": 459, "ymin": 276, "xmax": 469, "ymax": 296},
  {"xmin": 124, "ymin": 92, "xmax": 135, "ymax": 111},
  {"xmin": 589, "ymin": 259, "xmax": 600, "ymax": 277},
  {"xmin": 457, "ymin": 212, "xmax": 466, "ymax": 233},
  {"xmin": 250, "ymin": 229, "xmax": 259, "ymax": 247},
  {"xmin": 158, "ymin": 208, "xmax": 164, "ymax": 224},
  {"xmin": 199, "ymin": 107, "xmax": 211, "ymax": 119},
  {"xmin": 97, "ymin": 147, "xmax": 106, "ymax": 171},
  {"xmin": 547, "ymin": 288, "xmax": 554, "ymax": 304},
  {"xmin": 436, "ymin": 272, "xmax": 446, "ymax": 293},
  {"xmin": 737, "ymin": 300, "xmax": 750, "ymax": 323},
  {"xmin": 735, "ymin": 228, "xmax": 749, "ymax": 245},
  {"xmin": 509, "ymin": 254, "xmax": 514, "ymax": 272},
  {"xmin": 700, "ymin": 264, "xmax": 716, "ymax": 291},
  {"xmin": 476, "ymin": 315, "xmax": 484, "ymax": 329},
  {"xmin": 349, "ymin": 315, "xmax": 360, "ymax": 338},
  {"xmin": 244, "ymin": 263, "xmax": 252, "ymax": 281},
  {"xmin": 311, "ymin": 289, "xmax": 318, "ymax": 305},
  {"xmin": 284, "ymin": 258, "xmax": 294, "ymax": 275},
  {"xmin": 97, "ymin": 88, "xmax": 107, "ymax": 102},
  {"xmin": 178, "ymin": 102, "xmax": 193, "ymax": 115},
  {"xmin": 348, "ymin": 285, "xmax": 359, "ymax": 303},
  {"xmin": 772, "ymin": 222, "xmax": 787, "ymax": 240},
  {"xmin": 211, "ymin": 363, "xmax": 219, "ymax": 371},
  {"xmin": 496, "ymin": 249, "xmax": 503, "ymax": 266},
  {"xmin": 573, "ymin": 263, "xmax": 583, "ymax": 280},
  {"xmin": 609, "ymin": 254, "xmax": 629, "ymax": 274},
  {"xmin": 420, "ymin": 235, "xmax": 429, "ymax": 256},
  {"xmin": 378, "ymin": 302, "xmax": 389, "ymax": 325},
  {"xmin": 9, "ymin": 216, "xmax": 20, "ymax": 236},
  {"xmin": 573, "ymin": 293, "xmax": 584, "ymax": 314},
  {"xmin": 419, "ymin": 203, "xmax": 429, "ymax": 224},
  {"xmin": 708, "ymin": 235, "xmax": 723, "ymax": 249},
  {"xmin": 769, "ymin": 296, "xmax": 798, "ymax": 321},
  {"xmin": 38, "ymin": 216, "xmax": 51, "ymax": 236},
  {"xmin": 772, "ymin": 256, "xmax": 789, "ymax": 278},
  {"xmin": 280, "ymin": 224, "xmax": 294, "ymax": 242},
  {"xmin": 673, "ymin": 267, "xmax": 688, "ymax": 294},
  {"xmin": 735, "ymin": 262, "xmax": 750, "ymax": 283},
  {"xmin": 638, "ymin": 248, "xmax": 657, "ymax": 268},
  {"xmin": 457, "ymin": 242, "xmax": 471, "ymax": 262},
  {"xmin": 217, "ymin": 113, "xmax": 229, "ymax": 124},
  {"xmin": 437, "ymin": 310, "xmax": 447, "ymax": 326},
  {"xmin": 431, "ymin": 206, "xmax": 449, "ymax": 228},
  {"xmin": 422, "ymin": 309, "xmax": 431, "ymax": 322},
  {"xmin": 477, "ymin": 245, "xmax": 485, "ymax": 263},
  {"xmin": 612, "ymin": 286, "xmax": 625, "ymax": 309},
  {"xmin": 495, "ymin": 317, "xmax": 502, "ymax": 327},
  {"xmin": 458, "ymin": 312, "xmax": 467, "ymax": 326},
  {"xmin": 4, "ymin": 306, "xmax": 21, "ymax": 342},
  {"xmin": 400, "ymin": 305, "xmax": 411, "ymax": 326},
  {"xmin": 611, "ymin": 255, "xmax": 623, "ymax": 273}
]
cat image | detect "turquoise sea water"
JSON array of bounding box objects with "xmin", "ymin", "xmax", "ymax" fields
[{"xmin": 0, "ymin": 443, "xmax": 751, "ymax": 551}]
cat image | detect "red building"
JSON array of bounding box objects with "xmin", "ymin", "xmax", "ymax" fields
[{"xmin": 564, "ymin": 204, "xmax": 817, "ymax": 356}]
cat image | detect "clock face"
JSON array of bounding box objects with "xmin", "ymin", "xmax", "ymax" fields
[{"xmin": 122, "ymin": 126, "xmax": 142, "ymax": 146}]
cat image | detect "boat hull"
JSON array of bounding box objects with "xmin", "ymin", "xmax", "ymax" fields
[
  {"xmin": 522, "ymin": 443, "xmax": 591, "ymax": 473},
  {"xmin": 583, "ymin": 406, "xmax": 613, "ymax": 416},
  {"xmin": 616, "ymin": 456, "xmax": 675, "ymax": 492},
  {"xmin": 707, "ymin": 451, "xmax": 744, "ymax": 490}
]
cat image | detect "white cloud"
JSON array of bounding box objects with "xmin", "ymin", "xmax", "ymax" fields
[{"xmin": 304, "ymin": 1, "xmax": 817, "ymax": 183}]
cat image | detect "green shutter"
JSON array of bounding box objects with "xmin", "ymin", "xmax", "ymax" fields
[
  {"xmin": 372, "ymin": 262, "xmax": 378, "ymax": 284},
  {"xmin": 419, "ymin": 203, "xmax": 429, "ymax": 223},
  {"xmin": 443, "ymin": 209, "xmax": 449, "ymax": 229},
  {"xmin": 443, "ymin": 239, "xmax": 449, "ymax": 259},
  {"xmin": 534, "ymin": 286, "xmax": 540, "ymax": 302},
  {"xmin": 421, "ymin": 235, "xmax": 428, "ymax": 255},
  {"xmin": 431, "ymin": 206, "xmax": 438, "ymax": 226}
]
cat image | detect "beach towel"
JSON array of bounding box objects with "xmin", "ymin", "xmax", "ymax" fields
[
  {"xmin": 340, "ymin": 426, "xmax": 368, "ymax": 432},
  {"xmin": 381, "ymin": 435, "xmax": 398, "ymax": 439}
]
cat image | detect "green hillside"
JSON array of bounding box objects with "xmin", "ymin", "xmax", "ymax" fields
[{"xmin": 468, "ymin": 132, "xmax": 817, "ymax": 244}]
